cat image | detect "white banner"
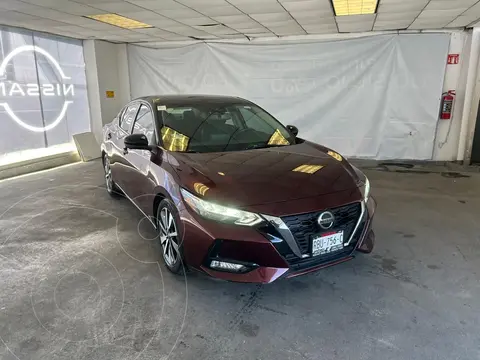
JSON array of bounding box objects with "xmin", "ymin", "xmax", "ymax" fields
[{"xmin": 128, "ymin": 34, "xmax": 449, "ymax": 160}]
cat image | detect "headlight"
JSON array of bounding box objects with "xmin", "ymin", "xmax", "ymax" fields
[
  {"xmin": 180, "ymin": 188, "xmax": 263, "ymax": 226},
  {"xmin": 362, "ymin": 177, "xmax": 371, "ymax": 202}
]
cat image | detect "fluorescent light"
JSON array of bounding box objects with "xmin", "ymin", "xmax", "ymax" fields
[
  {"xmin": 332, "ymin": 0, "xmax": 378, "ymax": 16},
  {"xmin": 292, "ymin": 165, "xmax": 324, "ymax": 174},
  {"xmin": 86, "ymin": 14, "xmax": 153, "ymax": 29}
]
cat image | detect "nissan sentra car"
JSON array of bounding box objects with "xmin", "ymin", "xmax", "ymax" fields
[{"xmin": 101, "ymin": 95, "xmax": 376, "ymax": 283}]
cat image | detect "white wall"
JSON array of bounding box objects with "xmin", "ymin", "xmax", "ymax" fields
[{"xmin": 84, "ymin": 40, "xmax": 131, "ymax": 144}]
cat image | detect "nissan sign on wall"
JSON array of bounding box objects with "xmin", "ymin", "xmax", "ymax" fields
[
  {"xmin": 0, "ymin": 28, "xmax": 90, "ymax": 158},
  {"xmin": 0, "ymin": 45, "xmax": 75, "ymax": 132}
]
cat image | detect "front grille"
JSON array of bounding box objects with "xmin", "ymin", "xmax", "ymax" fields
[
  {"xmin": 281, "ymin": 202, "xmax": 362, "ymax": 255},
  {"xmin": 284, "ymin": 209, "xmax": 367, "ymax": 270}
]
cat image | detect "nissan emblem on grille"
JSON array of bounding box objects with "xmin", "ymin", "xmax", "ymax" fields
[{"xmin": 318, "ymin": 211, "xmax": 335, "ymax": 229}]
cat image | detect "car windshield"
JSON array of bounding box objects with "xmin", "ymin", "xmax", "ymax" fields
[{"xmin": 156, "ymin": 103, "xmax": 295, "ymax": 153}]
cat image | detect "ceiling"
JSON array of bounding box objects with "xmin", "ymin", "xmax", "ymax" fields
[{"xmin": 0, "ymin": 0, "xmax": 480, "ymax": 45}]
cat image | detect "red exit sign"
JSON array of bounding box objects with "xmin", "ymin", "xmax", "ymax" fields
[{"xmin": 448, "ymin": 54, "xmax": 460, "ymax": 65}]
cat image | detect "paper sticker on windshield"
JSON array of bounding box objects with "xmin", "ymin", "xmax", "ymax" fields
[
  {"xmin": 157, "ymin": 105, "xmax": 167, "ymax": 111},
  {"xmin": 268, "ymin": 129, "xmax": 290, "ymax": 146}
]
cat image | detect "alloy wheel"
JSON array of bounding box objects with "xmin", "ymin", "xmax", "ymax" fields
[{"xmin": 159, "ymin": 207, "xmax": 179, "ymax": 267}]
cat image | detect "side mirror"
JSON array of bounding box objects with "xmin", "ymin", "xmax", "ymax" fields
[
  {"xmin": 124, "ymin": 134, "xmax": 151, "ymax": 151},
  {"xmin": 287, "ymin": 125, "xmax": 298, "ymax": 137}
]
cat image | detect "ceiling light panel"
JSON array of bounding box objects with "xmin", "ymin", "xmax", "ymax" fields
[
  {"xmin": 87, "ymin": 14, "xmax": 153, "ymax": 29},
  {"xmin": 336, "ymin": 13, "xmax": 375, "ymax": 23},
  {"xmin": 332, "ymin": 0, "xmax": 379, "ymax": 16}
]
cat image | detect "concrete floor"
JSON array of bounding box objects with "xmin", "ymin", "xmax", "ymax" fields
[{"xmin": 0, "ymin": 160, "xmax": 479, "ymax": 360}]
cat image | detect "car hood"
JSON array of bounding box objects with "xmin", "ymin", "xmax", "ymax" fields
[{"xmin": 168, "ymin": 141, "xmax": 361, "ymax": 208}]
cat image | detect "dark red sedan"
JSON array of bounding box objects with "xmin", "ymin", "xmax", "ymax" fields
[{"xmin": 101, "ymin": 95, "xmax": 376, "ymax": 283}]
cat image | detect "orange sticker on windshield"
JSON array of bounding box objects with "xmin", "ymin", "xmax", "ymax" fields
[
  {"xmin": 161, "ymin": 126, "xmax": 189, "ymax": 151},
  {"xmin": 268, "ymin": 129, "xmax": 289, "ymax": 146}
]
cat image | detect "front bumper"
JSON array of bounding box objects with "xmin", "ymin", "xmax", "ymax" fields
[{"xmin": 180, "ymin": 197, "xmax": 377, "ymax": 284}]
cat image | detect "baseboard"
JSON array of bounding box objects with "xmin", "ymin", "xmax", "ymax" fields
[{"xmin": 0, "ymin": 151, "xmax": 81, "ymax": 180}]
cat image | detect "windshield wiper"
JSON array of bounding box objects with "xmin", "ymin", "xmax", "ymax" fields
[{"xmin": 244, "ymin": 143, "xmax": 287, "ymax": 150}]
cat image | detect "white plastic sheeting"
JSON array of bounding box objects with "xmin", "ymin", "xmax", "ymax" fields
[{"xmin": 128, "ymin": 34, "xmax": 450, "ymax": 160}]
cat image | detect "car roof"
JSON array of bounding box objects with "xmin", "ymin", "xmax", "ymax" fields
[{"xmin": 135, "ymin": 94, "xmax": 252, "ymax": 107}]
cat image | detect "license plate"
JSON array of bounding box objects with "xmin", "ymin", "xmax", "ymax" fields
[{"xmin": 312, "ymin": 231, "xmax": 344, "ymax": 256}]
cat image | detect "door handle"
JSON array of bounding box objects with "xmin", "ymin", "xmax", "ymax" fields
[{"xmin": 107, "ymin": 132, "xmax": 112, "ymax": 140}]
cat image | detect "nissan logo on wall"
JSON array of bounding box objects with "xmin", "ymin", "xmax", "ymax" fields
[
  {"xmin": 318, "ymin": 211, "xmax": 335, "ymax": 230},
  {"xmin": 0, "ymin": 45, "xmax": 74, "ymax": 132}
]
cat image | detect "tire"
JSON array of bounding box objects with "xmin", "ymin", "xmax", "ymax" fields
[
  {"xmin": 156, "ymin": 199, "xmax": 185, "ymax": 274},
  {"xmin": 103, "ymin": 154, "xmax": 121, "ymax": 197}
]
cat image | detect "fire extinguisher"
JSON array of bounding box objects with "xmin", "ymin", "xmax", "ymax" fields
[{"xmin": 440, "ymin": 90, "xmax": 456, "ymax": 120}]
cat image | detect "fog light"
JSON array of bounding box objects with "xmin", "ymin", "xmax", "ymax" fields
[{"xmin": 210, "ymin": 260, "xmax": 246, "ymax": 272}]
